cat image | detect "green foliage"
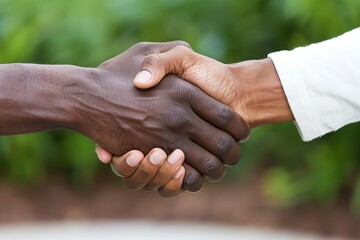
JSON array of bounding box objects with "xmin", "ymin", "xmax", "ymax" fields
[
  {"xmin": 260, "ymin": 123, "xmax": 360, "ymax": 209},
  {"xmin": 1, "ymin": 0, "xmax": 360, "ymax": 211},
  {"xmin": 0, "ymin": 131, "xmax": 100, "ymax": 187}
]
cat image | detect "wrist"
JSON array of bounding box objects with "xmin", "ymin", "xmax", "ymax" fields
[
  {"xmin": 31, "ymin": 64, "xmax": 91, "ymax": 130},
  {"xmin": 228, "ymin": 58, "xmax": 294, "ymax": 128},
  {"xmin": 52, "ymin": 65, "xmax": 102, "ymax": 132},
  {"xmin": 23, "ymin": 64, "xmax": 97, "ymax": 131}
]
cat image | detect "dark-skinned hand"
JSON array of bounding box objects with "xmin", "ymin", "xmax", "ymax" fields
[{"xmin": 79, "ymin": 42, "xmax": 249, "ymax": 191}]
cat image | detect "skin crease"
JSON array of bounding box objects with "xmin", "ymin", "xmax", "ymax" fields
[
  {"xmin": 0, "ymin": 42, "xmax": 249, "ymax": 192},
  {"xmin": 97, "ymin": 42, "xmax": 295, "ymax": 197}
]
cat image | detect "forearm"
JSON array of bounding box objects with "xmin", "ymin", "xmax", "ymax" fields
[
  {"xmin": 0, "ymin": 63, "xmax": 88, "ymax": 135},
  {"xmin": 229, "ymin": 58, "xmax": 294, "ymax": 128}
]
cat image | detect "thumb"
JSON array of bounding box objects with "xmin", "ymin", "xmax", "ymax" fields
[
  {"xmin": 133, "ymin": 45, "xmax": 194, "ymax": 89},
  {"xmin": 133, "ymin": 55, "xmax": 167, "ymax": 89},
  {"xmin": 133, "ymin": 69, "xmax": 163, "ymax": 89}
]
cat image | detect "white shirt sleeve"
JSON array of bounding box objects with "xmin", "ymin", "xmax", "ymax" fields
[{"xmin": 268, "ymin": 28, "xmax": 360, "ymax": 142}]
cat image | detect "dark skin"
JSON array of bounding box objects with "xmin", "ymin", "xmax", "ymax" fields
[{"xmin": 0, "ymin": 42, "xmax": 249, "ymax": 191}]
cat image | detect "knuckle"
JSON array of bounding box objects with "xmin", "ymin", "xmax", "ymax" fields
[
  {"xmin": 175, "ymin": 40, "xmax": 191, "ymax": 49},
  {"xmin": 208, "ymin": 168, "xmax": 226, "ymax": 182},
  {"xmin": 226, "ymin": 147, "xmax": 242, "ymax": 166},
  {"xmin": 143, "ymin": 54, "xmax": 162, "ymax": 68},
  {"xmin": 157, "ymin": 167, "xmax": 169, "ymax": 178},
  {"xmin": 172, "ymin": 45, "xmax": 194, "ymax": 65},
  {"xmin": 134, "ymin": 41, "xmax": 150, "ymax": 50},
  {"xmin": 168, "ymin": 107, "xmax": 191, "ymax": 128},
  {"xmin": 183, "ymin": 172, "xmax": 203, "ymax": 192},
  {"xmin": 134, "ymin": 42, "xmax": 165, "ymax": 55},
  {"xmin": 166, "ymin": 40, "xmax": 191, "ymax": 51},
  {"xmin": 216, "ymin": 105, "xmax": 233, "ymax": 128},
  {"xmin": 217, "ymin": 135, "xmax": 233, "ymax": 156},
  {"xmin": 202, "ymin": 157, "xmax": 223, "ymax": 178},
  {"xmin": 174, "ymin": 81, "xmax": 193, "ymax": 98},
  {"xmin": 225, "ymin": 155, "xmax": 240, "ymax": 166},
  {"xmin": 138, "ymin": 168, "xmax": 152, "ymax": 179},
  {"xmin": 163, "ymin": 135, "xmax": 180, "ymax": 152}
]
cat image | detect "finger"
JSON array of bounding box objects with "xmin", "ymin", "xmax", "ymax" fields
[
  {"xmin": 190, "ymin": 117, "xmax": 242, "ymax": 166},
  {"xmin": 95, "ymin": 145, "xmax": 113, "ymax": 163},
  {"xmin": 148, "ymin": 40, "xmax": 191, "ymax": 53},
  {"xmin": 158, "ymin": 166, "xmax": 185, "ymax": 198},
  {"xmin": 131, "ymin": 40, "xmax": 191, "ymax": 60},
  {"xmin": 136, "ymin": 40, "xmax": 191, "ymax": 53},
  {"xmin": 134, "ymin": 45, "xmax": 195, "ymax": 89},
  {"xmin": 133, "ymin": 46, "xmax": 251, "ymax": 141},
  {"xmin": 190, "ymin": 90, "xmax": 250, "ymax": 142},
  {"xmin": 143, "ymin": 149, "xmax": 185, "ymax": 191},
  {"xmin": 123, "ymin": 148, "xmax": 167, "ymax": 190},
  {"xmin": 182, "ymin": 162, "xmax": 204, "ymax": 192},
  {"xmin": 182, "ymin": 142, "xmax": 225, "ymax": 182},
  {"xmin": 111, "ymin": 150, "xmax": 144, "ymax": 178}
]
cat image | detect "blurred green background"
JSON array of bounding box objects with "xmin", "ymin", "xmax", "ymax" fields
[{"xmin": 0, "ymin": 0, "xmax": 360, "ymax": 213}]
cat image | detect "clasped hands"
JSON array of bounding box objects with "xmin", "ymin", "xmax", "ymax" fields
[{"xmin": 92, "ymin": 41, "xmax": 290, "ymax": 197}]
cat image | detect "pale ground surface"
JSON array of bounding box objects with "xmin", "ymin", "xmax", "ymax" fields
[{"xmin": 0, "ymin": 220, "xmax": 344, "ymax": 240}]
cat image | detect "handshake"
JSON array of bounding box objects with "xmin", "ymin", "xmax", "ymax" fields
[
  {"xmin": 0, "ymin": 41, "xmax": 293, "ymax": 197},
  {"xmin": 93, "ymin": 41, "xmax": 294, "ymax": 197},
  {"xmin": 2, "ymin": 29, "xmax": 356, "ymax": 197}
]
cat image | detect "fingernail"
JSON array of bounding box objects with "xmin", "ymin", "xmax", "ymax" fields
[
  {"xmin": 110, "ymin": 162, "xmax": 123, "ymax": 177},
  {"xmin": 134, "ymin": 70, "xmax": 152, "ymax": 84},
  {"xmin": 168, "ymin": 149, "xmax": 183, "ymax": 165},
  {"xmin": 174, "ymin": 167, "xmax": 185, "ymax": 180},
  {"xmin": 150, "ymin": 151, "xmax": 165, "ymax": 165},
  {"xmin": 95, "ymin": 148, "xmax": 108, "ymax": 163},
  {"xmin": 240, "ymin": 133, "xmax": 251, "ymax": 143},
  {"xmin": 126, "ymin": 154, "xmax": 142, "ymax": 167}
]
